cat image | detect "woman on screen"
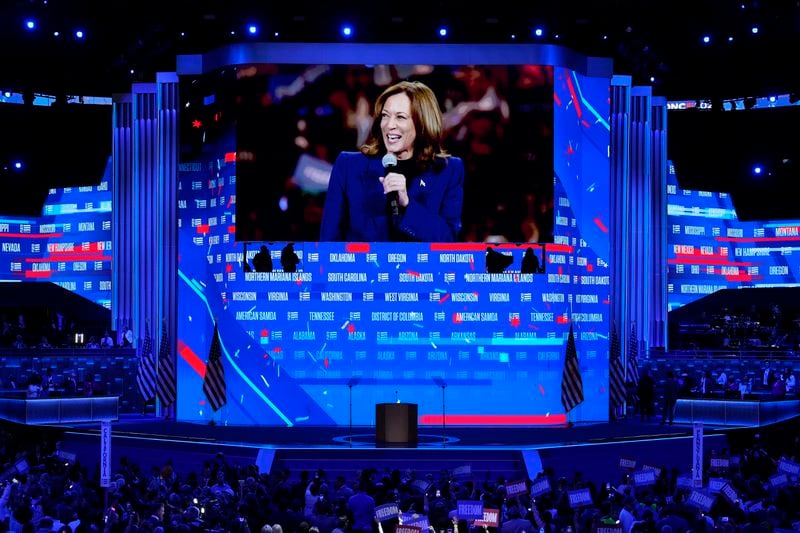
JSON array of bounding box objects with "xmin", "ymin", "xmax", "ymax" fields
[{"xmin": 320, "ymin": 81, "xmax": 464, "ymax": 242}]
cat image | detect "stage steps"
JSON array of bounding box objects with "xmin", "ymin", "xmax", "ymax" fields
[{"xmin": 267, "ymin": 448, "xmax": 529, "ymax": 482}]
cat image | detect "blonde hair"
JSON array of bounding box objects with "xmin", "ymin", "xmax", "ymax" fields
[{"xmin": 361, "ymin": 81, "xmax": 448, "ymax": 168}]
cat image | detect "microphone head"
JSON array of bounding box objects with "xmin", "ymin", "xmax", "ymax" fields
[{"xmin": 381, "ymin": 153, "xmax": 398, "ymax": 169}]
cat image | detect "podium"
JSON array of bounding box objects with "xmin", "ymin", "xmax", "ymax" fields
[{"xmin": 375, "ymin": 403, "xmax": 418, "ymax": 447}]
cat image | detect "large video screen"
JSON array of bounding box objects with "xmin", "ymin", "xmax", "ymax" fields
[
  {"xmin": 668, "ymin": 103, "xmax": 800, "ymax": 221},
  {"xmin": 233, "ymin": 64, "xmax": 554, "ymax": 244},
  {"xmin": 177, "ymin": 49, "xmax": 611, "ymax": 428},
  {"xmin": 0, "ymin": 160, "xmax": 113, "ymax": 308},
  {"xmin": 666, "ymin": 164, "xmax": 800, "ymax": 350}
]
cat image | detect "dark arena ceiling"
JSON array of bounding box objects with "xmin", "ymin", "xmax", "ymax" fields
[{"xmin": 0, "ymin": 0, "xmax": 798, "ymax": 101}]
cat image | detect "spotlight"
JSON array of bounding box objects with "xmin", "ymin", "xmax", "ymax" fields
[
  {"xmin": 341, "ymin": 25, "xmax": 353, "ymax": 38},
  {"xmin": 751, "ymin": 26, "xmax": 759, "ymax": 34},
  {"xmin": 74, "ymin": 29, "xmax": 85, "ymax": 39},
  {"xmin": 247, "ymin": 24, "xmax": 258, "ymax": 36},
  {"xmin": 438, "ymin": 27, "xmax": 447, "ymax": 37},
  {"xmin": 533, "ymin": 27, "xmax": 544, "ymax": 37},
  {"xmin": 24, "ymin": 19, "xmax": 36, "ymax": 31},
  {"xmin": 702, "ymin": 35, "xmax": 710, "ymax": 44},
  {"xmin": 753, "ymin": 165, "xmax": 762, "ymax": 175}
]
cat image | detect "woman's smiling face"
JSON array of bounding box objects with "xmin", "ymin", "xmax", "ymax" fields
[{"xmin": 380, "ymin": 92, "xmax": 416, "ymax": 160}]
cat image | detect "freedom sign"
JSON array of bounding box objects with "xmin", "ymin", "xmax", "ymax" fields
[
  {"xmin": 473, "ymin": 509, "xmax": 500, "ymax": 527},
  {"xmin": 396, "ymin": 527, "xmax": 422, "ymax": 533},
  {"xmin": 457, "ymin": 500, "xmax": 484, "ymax": 520},
  {"xmin": 375, "ymin": 503, "xmax": 400, "ymax": 522}
]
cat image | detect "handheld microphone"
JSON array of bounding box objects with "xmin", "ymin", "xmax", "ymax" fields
[{"xmin": 381, "ymin": 153, "xmax": 400, "ymax": 216}]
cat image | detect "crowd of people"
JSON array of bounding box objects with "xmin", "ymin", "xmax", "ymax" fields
[
  {"xmin": 3, "ymin": 420, "xmax": 800, "ymax": 532},
  {"xmin": 1, "ymin": 310, "xmax": 125, "ymax": 351},
  {"xmin": 624, "ymin": 363, "xmax": 798, "ymax": 425}
]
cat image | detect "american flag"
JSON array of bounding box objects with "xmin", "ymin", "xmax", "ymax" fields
[
  {"xmin": 627, "ymin": 321, "xmax": 640, "ymax": 387},
  {"xmin": 609, "ymin": 322, "xmax": 626, "ymax": 410},
  {"xmin": 203, "ymin": 321, "xmax": 227, "ymax": 412},
  {"xmin": 560, "ymin": 322, "xmax": 584, "ymax": 413},
  {"xmin": 136, "ymin": 327, "xmax": 156, "ymax": 402},
  {"xmin": 156, "ymin": 321, "xmax": 177, "ymax": 408}
]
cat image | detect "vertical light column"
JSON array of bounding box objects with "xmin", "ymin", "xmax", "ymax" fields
[
  {"xmin": 111, "ymin": 74, "xmax": 181, "ymax": 412},
  {"xmin": 611, "ymin": 79, "xmax": 663, "ymax": 359},
  {"xmin": 156, "ymin": 72, "xmax": 180, "ymax": 398},
  {"xmin": 629, "ymin": 86, "xmax": 653, "ymax": 354},
  {"xmin": 610, "ymin": 76, "xmax": 631, "ymax": 338},
  {"xmin": 650, "ymin": 97, "xmax": 669, "ymax": 349},
  {"xmin": 132, "ymin": 83, "xmax": 159, "ymax": 346},
  {"xmin": 112, "ymin": 94, "xmax": 134, "ymax": 338}
]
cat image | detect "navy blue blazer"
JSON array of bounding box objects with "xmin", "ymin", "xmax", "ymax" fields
[{"xmin": 320, "ymin": 151, "xmax": 464, "ymax": 242}]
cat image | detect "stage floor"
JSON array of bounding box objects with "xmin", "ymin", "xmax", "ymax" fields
[
  {"xmin": 53, "ymin": 415, "xmax": 739, "ymax": 485},
  {"xmin": 66, "ymin": 414, "xmax": 702, "ymax": 449}
]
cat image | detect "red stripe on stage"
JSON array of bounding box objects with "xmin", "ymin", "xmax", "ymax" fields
[
  {"xmin": 669, "ymin": 257, "xmax": 753, "ymax": 266},
  {"xmin": 716, "ymin": 236, "xmax": 800, "ymax": 242},
  {"xmin": 0, "ymin": 233, "xmax": 64, "ymax": 238},
  {"xmin": 430, "ymin": 243, "xmax": 494, "ymax": 251},
  {"xmin": 419, "ymin": 414, "xmax": 567, "ymax": 425},
  {"xmin": 24, "ymin": 270, "xmax": 52, "ymax": 278},
  {"xmin": 565, "ymin": 71, "xmax": 582, "ymax": 118},
  {"xmin": 25, "ymin": 253, "xmax": 112, "ymax": 262},
  {"xmin": 177, "ymin": 339, "xmax": 207, "ymax": 378},
  {"xmin": 345, "ymin": 243, "xmax": 371, "ymax": 253},
  {"xmin": 593, "ymin": 217, "xmax": 608, "ymax": 233}
]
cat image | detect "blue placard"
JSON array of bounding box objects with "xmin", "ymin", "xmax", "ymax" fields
[
  {"xmin": 457, "ymin": 500, "xmax": 484, "ymax": 520},
  {"xmin": 375, "ymin": 503, "xmax": 400, "ymax": 522},
  {"xmin": 530, "ymin": 477, "xmax": 551, "ymax": 498},
  {"xmin": 401, "ymin": 513, "xmax": 429, "ymax": 530},
  {"xmin": 632, "ymin": 470, "xmax": 656, "ymax": 486},
  {"xmin": 708, "ymin": 478, "xmax": 727, "ymax": 494},
  {"xmin": 687, "ymin": 490, "xmax": 715, "ymax": 513},
  {"xmin": 506, "ymin": 479, "xmax": 527, "ymax": 498},
  {"xmin": 567, "ymin": 488, "xmax": 592, "ymax": 508}
]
